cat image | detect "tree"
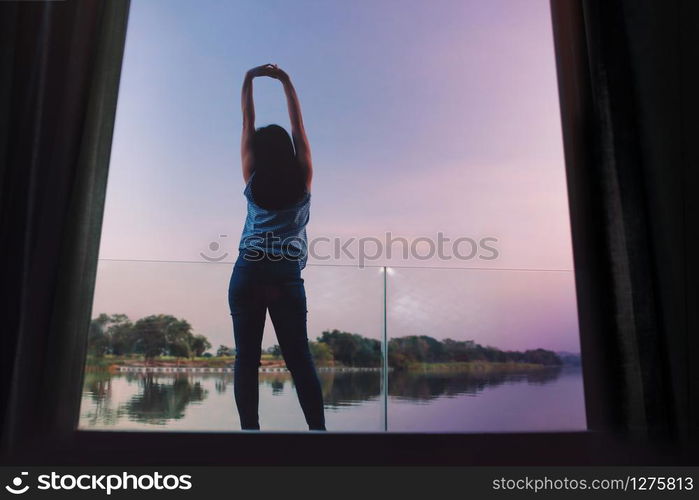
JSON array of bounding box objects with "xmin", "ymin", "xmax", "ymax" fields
[
  {"xmin": 269, "ymin": 345, "xmax": 282, "ymax": 358},
  {"xmin": 108, "ymin": 314, "xmax": 136, "ymax": 355},
  {"xmin": 522, "ymin": 348, "xmax": 562, "ymax": 366},
  {"xmin": 318, "ymin": 330, "xmax": 381, "ymax": 367},
  {"xmin": 87, "ymin": 314, "xmax": 111, "ymax": 357},
  {"xmin": 163, "ymin": 317, "xmax": 195, "ymax": 359},
  {"xmin": 131, "ymin": 315, "xmax": 171, "ymax": 362},
  {"xmin": 190, "ymin": 335, "xmax": 212, "ymax": 358},
  {"xmin": 87, "ymin": 313, "xmax": 134, "ymax": 356},
  {"xmin": 309, "ymin": 341, "xmax": 333, "ymax": 366},
  {"xmin": 217, "ymin": 345, "xmax": 234, "ymax": 357},
  {"xmin": 131, "ymin": 315, "xmax": 213, "ymax": 361}
]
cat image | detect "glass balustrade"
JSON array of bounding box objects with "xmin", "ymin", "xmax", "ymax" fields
[
  {"xmin": 385, "ymin": 266, "xmax": 586, "ymax": 432},
  {"xmin": 79, "ymin": 259, "xmax": 384, "ymax": 432},
  {"xmin": 79, "ymin": 260, "xmax": 586, "ymax": 433}
]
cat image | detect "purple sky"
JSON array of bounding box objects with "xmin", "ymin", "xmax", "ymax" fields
[{"xmin": 93, "ymin": 0, "xmax": 580, "ymax": 352}]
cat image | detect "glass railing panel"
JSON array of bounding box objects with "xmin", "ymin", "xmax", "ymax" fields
[
  {"xmin": 79, "ymin": 260, "xmax": 385, "ymax": 432},
  {"xmin": 385, "ymin": 266, "xmax": 585, "ymax": 433}
]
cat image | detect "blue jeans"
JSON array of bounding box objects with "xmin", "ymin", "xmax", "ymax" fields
[{"xmin": 228, "ymin": 249, "xmax": 325, "ymax": 430}]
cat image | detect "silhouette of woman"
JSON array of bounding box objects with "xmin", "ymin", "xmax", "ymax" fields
[{"xmin": 228, "ymin": 64, "xmax": 325, "ymax": 431}]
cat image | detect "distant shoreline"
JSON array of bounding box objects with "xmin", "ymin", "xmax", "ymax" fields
[
  {"xmin": 85, "ymin": 355, "xmax": 567, "ymax": 374},
  {"xmin": 404, "ymin": 361, "xmax": 562, "ymax": 373}
]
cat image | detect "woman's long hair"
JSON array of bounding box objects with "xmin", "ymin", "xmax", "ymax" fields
[{"xmin": 250, "ymin": 124, "xmax": 307, "ymax": 210}]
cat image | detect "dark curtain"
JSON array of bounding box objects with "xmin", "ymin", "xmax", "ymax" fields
[
  {"xmin": 0, "ymin": 0, "xmax": 695, "ymax": 462},
  {"xmin": 552, "ymin": 0, "xmax": 697, "ymax": 446},
  {"xmin": 0, "ymin": 0, "xmax": 130, "ymax": 456}
]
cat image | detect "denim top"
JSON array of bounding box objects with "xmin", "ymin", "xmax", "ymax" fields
[{"xmin": 238, "ymin": 171, "xmax": 310, "ymax": 269}]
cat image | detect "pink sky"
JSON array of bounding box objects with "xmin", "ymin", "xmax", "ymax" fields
[{"xmin": 93, "ymin": 0, "xmax": 580, "ymax": 352}]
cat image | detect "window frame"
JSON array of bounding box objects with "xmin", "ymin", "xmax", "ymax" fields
[{"xmin": 6, "ymin": 0, "xmax": 657, "ymax": 466}]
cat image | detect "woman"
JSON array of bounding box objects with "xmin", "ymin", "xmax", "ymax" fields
[{"xmin": 228, "ymin": 63, "xmax": 325, "ymax": 431}]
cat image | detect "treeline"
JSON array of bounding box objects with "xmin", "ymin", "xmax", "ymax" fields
[
  {"xmin": 389, "ymin": 335, "xmax": 562, "ymax": 369},
  {"xmin": 315, "ymin": 330, "xmax": 562, "ymax": 370},
  {"xmin": 89, "ymin": 314, "xmax": 211, "ymax": 361},
  {"xmin": 89, "ymin": 315, "xmax": 563, "ymax": 369}
]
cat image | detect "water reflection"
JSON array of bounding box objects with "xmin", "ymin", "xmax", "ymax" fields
[
  {"xmin": 321, "ymin": 371, "xmax": 381, "ymax": 407},
  {"xmin": 389, "ymin": 366, "xmax": 563, "ymax": 401},
  {"xmin": 82, "ymin": 372, "xmax": 208, "ymax": 426},
  {"xmin": 81, "ymin": 366, "xmax": 582, "ymax": 432},
  {"xmin": 123, "ymin": 373, "xmax": 208, "ymax": 424}
]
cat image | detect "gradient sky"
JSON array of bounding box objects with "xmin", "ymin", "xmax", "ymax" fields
[{"xmin": 93, "ymin": 0, "xmax": 581, "ymax": 352}]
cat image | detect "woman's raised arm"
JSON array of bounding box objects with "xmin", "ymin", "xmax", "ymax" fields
[
  {"xmin": 240, "ymin": 71, "xmax": 255, "ymax": 183},
  {"xmin": 271, "ymin": 65, "xmax": 313, "ymax": 191},
  {"xmin": 240, "ymin": 64, "xmax": 278, "ymax": 182}
]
